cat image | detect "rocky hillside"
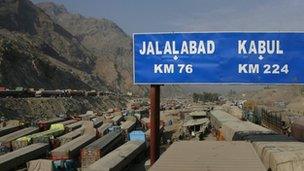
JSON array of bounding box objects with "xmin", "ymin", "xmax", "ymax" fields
[
  {"xmin": 245, "ymin": 85, "xmax": 303, "ymax": 107},
  {"xmin": 37, "ymin": 2, "xmax": 147, "ymax": 94},
  {"xmin": 0, "ymin": 96, "xmax": 125, "ymax": 121},
  {"xmin": 0, "ymin": 0, "xmax": 111, "ymax": 90},
  {"xmin": 0, "ymin": 0, "xmax": 134, "ymax": 121}
]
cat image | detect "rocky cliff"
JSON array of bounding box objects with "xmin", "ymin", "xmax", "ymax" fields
[
  {"xmin": 37, "ymin": 2, "xmax": 147, "ymax": 94},
  {"xmin": 0, "ymin": 0, "xmax": 116, "ymax": 91}
]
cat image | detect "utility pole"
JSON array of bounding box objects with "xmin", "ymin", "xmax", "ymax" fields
[{"xmin": 150, "ymin": 85, "xmax": 160, "ymax": 165}]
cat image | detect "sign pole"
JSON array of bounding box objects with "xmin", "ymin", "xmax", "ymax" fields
[{"xmin": 150, "ymin": 85, "xmax": 160, "ymax": 165}]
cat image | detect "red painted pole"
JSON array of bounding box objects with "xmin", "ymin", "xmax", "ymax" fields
[{"xmin": 150, "ymin": 85, "xmax": 160, "ymax": 165}]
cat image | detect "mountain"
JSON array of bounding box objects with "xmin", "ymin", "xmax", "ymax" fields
[
  {"xmin": 0, "ymin": 0, "xmax": 112, "ymax": 90},
  {"xmin": 37, "ymin": 2, "xmax": 147, "ymax": 94},
  {"xmin": 0, "ymin": 0, "xmax": 130, "ymax": 121}
]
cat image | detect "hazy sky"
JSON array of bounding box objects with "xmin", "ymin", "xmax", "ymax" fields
[{"xmin": 32, "ymin": 0, "xmax": 304, "ymax": 35}]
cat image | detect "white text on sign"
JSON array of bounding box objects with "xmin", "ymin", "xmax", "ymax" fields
[
  {"xmin": 139, "ymin": 41, "xmax": 215, "ymax": 55},
  {"xmin": 154, "ymin": 64, "xmax": 193, "ymax": 74},
  {"xmin": 238, "ymin": 40, "xmax": 283, "ymax": 55},
  {"xmin": 238, "ymin": 64, "xmax": 289, "ymax": 74}
]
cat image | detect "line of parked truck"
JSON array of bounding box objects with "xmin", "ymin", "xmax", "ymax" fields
[
  {"xmin": 0, "ymin": 110, "xmax": 152, "ymax": 171},
  {"xmin": 209, "ymin": 109, "xmax": 304, "ymax": 171},
  {"xmin": 0, "ymin": 87, "xmax": 123, "ymax": 98},
  {"xmin": 241, "ymin": 103, "xmax": 304, "ymax": 142}
]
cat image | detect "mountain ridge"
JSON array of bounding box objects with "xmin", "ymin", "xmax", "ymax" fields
[
  {"xmin": 37, "ymin": 2, "xmax": 147, "ymax": 94},
  {"xmin": 0, "ymin": 0, "xmax": 110, "ymax": 90}
]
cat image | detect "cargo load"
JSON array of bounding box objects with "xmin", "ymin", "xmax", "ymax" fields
[
  {"xmin": 129, "ymin": 131, "xmax": 146, "ymax": 142},
  {"xmin": 92, "ymin": 117, "xmax": 103, "ymax": 128},
  {"xmin": 65, "ymin": 121, "xmax": 83, "ymax": 132},
  {"xmin": 209, "ymin": 109, "xmax": 239, "ymax": 130},
  {"xmin": 111, "ymin": 115, "xmax": 123, "ymax": 125},
  {"xmin": 37, "ymin": 118, "xmax": 65, "ymax": 130},
  {"xmin": 80, "ymin": 131, "xmax": 124, "ymax": 168},
  {"xmin": 79, "ymin": 111, "xmax": 96, "ymax": 121},
  {"xmin": 53, "ymin": 159, "xmax": 76, "ymax": 171},
  {"xmin": 27, "ymin": 124, "xmax": 64, "ymax": 143},
  {"xmin": 51, "ymin": 134, "xmax": 96, "ymax": 160},
  {"xmin": 291, "ymin": 118, "xmax": 304, "ymax": 141},
  {"xmin": 27, "ymin": 159, "xmax": 53, "ymax": 171},
  {"xmin": 120, "ymin": 120, "xmax": 136, "ymax": 135},
  {"xmin": 241, "ymin": 133, "xmax": 296, "ymax": 142},
  {"xmin": 108, "ymin": 126, "xmax": 121, "ymax": 133},
  {"xmin": 149, "ymin": 141, "xmax": 266, "ymax": 171},
  {"xmin": 11, "ymin": 139, "xmax": 28, "ymax": 150},
  {"xmin": 97, "ymin": 123, "xmax": 112, "ymax": 137},
  {"xmin": 57, "ymin": 127, "xmax": 85, "ymax": 145},
  {"xmin": 0, "ymin": 124, "xmax": 26, "ymax": 137},
  {"xmin": 220, "ymin": 120, "xmax": 274, "ymax": 141},
  {"xmin": 59, "ymin": 120, "xmax": 78, "ymax": 126},
  {"xmin": 82, "ymin": 121, "xmax": 96, "ymax": 135},
  {"xmin": 0, "ymin": 127, "xmax": 39, "ymax": 144},
  {"xmin": 87, "ymin": 141, "xmax": 146, "ymax": 171},
  {"xmin": 253, "ymin": 141, "xmax": 304, "ymax": 171},
  {"xmin": 0, "ymin": 143, "xmax": 49, "ymax": 171},
  {"xmin": 12, "ymin": 124, "xmax": 64, "ymax": 150}
]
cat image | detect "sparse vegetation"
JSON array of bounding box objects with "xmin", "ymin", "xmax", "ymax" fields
[{"xmin": 192, "ymin": 92, "xmax": 219, "ymax": 103}]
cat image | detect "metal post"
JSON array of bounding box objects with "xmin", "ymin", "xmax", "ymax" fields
[{"xmin": 150, "ymin": 85, "xmax": 160, "ymax": 165}]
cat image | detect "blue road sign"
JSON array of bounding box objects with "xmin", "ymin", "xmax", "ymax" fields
[{"xmin": 133, "ymin": 32, "xmax": 304, "ymax": 84}]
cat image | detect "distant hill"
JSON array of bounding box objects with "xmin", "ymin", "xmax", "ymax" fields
[
  {"xmin": 0, "ymin": 0, "xmax": 110, "ymax": 90},
  {"xmin": 37, "ymin": 2, "xmax": 147, "ymax": 94},
  {"xmin": 245, "ymin": 85, "xmax": 302, "ymax": 106},
  {"xmin": 0, "ymin": 0, "xmax": 129, "ymax": 121}
]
